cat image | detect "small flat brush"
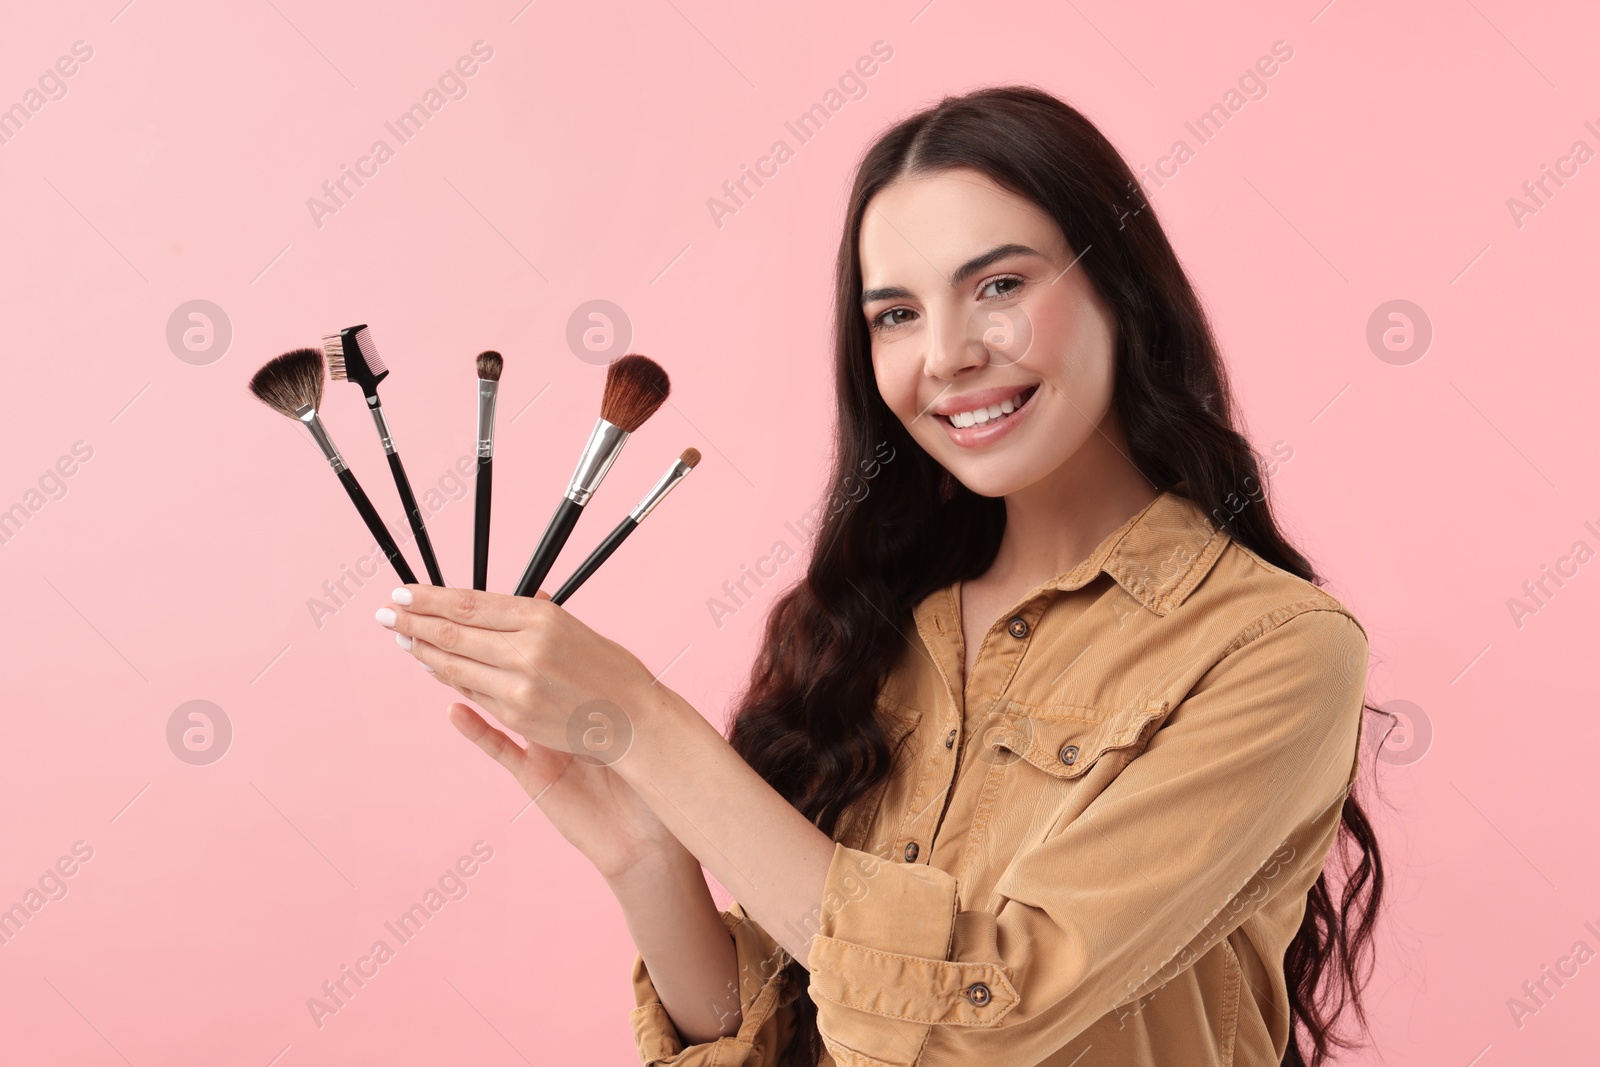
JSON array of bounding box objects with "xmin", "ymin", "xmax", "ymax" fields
[
  {"xmin": 248, "ymin": 348, "xmax": 418, "ymax": 584},
  {"xmin": 513, "ymin": 354, "xmax": 670, "ymax": 598},
  {"xmin": 552, "ymin": 447, "xmax": 700, "ymax": 605},
  {"xmin": 323, "ymin": 324, "xmax": 447, "ymax": 586},
  {"xmin": 472, "ymin": 350, "xmax": 503, "ymax": 591}
]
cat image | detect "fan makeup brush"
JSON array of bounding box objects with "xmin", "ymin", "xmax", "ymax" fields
[
  {"xmin": 471, "ymin": 350, "xmax": 502, "ymax": 591},
  {"xmin": 248, "ymin": 348, "xmax": 418, "ymax": 584},
  {"xmin": 513, "ymin": 354, "xmax": 670, "ymax": 598},
  {"xmin": 322, "ymin": 324, "xmax": 446, "ymax": 586},
  {"xmin": 551, "ymin": 447, "xmax": 699, "ymax": 605}
]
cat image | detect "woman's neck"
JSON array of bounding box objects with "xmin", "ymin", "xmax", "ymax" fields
[{"xmin": 982, "ymin": 410, "xmax": 1158, "ymax": 592}]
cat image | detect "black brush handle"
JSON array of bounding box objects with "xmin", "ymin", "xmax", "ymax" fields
[
  {"xmin": 472, "ymin": 456, "xmax": 492, "ymax": 591},
  {"xmin": 552, "ymin": 516, "xmax": 638, "ymax": 605},
  {"xmin": 388, "ymin": 451, "xmax": 445, "ymax": 586},
  {"xmin": 514, "ymin": 497, "xmax": 583, "ymax": 598},
  {"xmin": 338, "ymin": 467, "xmax": 417, "ymax": 584}
]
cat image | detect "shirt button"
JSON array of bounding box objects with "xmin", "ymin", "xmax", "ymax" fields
[
  {"xmin": 904, "ymin": 841, "xmax": 919, "ymax": 862},
  {"xmin": 1007, "ymin": 616, "xmax": 1029, "ymax": 639},
  {"xmin": 945, "ymin": 729, "xmax": 956, "ymax": 749},
  {"xmin": 967, "ymin": 982, "xmax": 992, "ymax": 1006},
  {"xmin": 1060, "ymin": 744, "xmax": 1079, "ymax": 765}
]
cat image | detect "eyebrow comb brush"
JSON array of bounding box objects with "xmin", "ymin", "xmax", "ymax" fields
[
  {"xmin": 472, "ymin": 350, "xmax": 503, "ymax": 591},
  {"xmin": 323, "ymin": 324, "xmax": 446, "ymax": 586},
  {"xmin": 551, "ymin": 447, "xmax": 699, "ymax": 605},
  {"xmin": 513, "ymin": 354, "xmax": 670, "ymax": 598},
  {"xmin": 248, "ymin": 348, "xmax": 418, "ymax": 584}
]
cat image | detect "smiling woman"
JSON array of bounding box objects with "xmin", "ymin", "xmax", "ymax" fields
[{"xmin": 374, "ymin": 85, "xmax": 1388, "ymax": 1067}]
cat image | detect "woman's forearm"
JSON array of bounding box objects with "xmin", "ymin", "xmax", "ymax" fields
[
  {"xmin": 618, "ymin": 683, "xmax": 838, "ymax": 971},
  {"xmin": 609, "ymin": 841, "xmax": 744, "ymax": 1044}
]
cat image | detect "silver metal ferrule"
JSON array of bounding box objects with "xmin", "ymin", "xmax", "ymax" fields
[
  {"xmin": 629, "ymin": 459, "xmax": 692, "ymax": 523},
  {"xmin": 296, "ymin": 404, "xmax": 348, "ymax": 474},
  {"xmin": 565, "ymin": 418, "xmax": 629, "ymax": 506},
  {"xmin": 368, "ymin": 399, "xmax": 397, "ymax": 455},
  {"xmin": 476, "ymin": 379, "xmax": 499, "ymax": 458}
]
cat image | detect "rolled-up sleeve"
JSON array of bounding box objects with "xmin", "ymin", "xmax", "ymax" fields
[
  {"xmin": 630, "ymin": 901, "xmax": 800, "ymax": 1066},
  {"xmin": 804, "ymin": 607, "xmax": 1369, "ymax": 1067}
]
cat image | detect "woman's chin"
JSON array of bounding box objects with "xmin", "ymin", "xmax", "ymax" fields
[{"xmin": 945, "ymin": 465, "xmax": 1042, "ymax": 500}]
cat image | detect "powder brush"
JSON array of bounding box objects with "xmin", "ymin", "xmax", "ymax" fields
[
  {"xmin": 513, "ymin": 354, "xmax": 670, "ymax": 598},
  {"xmin": 552, "ymin": 447, "xmax": 699, "ymax": 605},
  {"xmin": 248, "ymin": 348, "xmax": 418, "ymax": 584},
  {"xmin": 323, "ymin": 324, "xmax": 446, "ymax": 586}
]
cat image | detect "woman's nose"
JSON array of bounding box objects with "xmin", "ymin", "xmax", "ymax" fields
[{"xmin": 922, "ymin": 309, "xmax": 991, "ymax": 379}]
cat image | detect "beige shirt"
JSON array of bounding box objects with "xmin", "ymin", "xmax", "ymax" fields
[{"xmin": 630, "ymin": 490, "xmax": 1368, "ymax": 1066}]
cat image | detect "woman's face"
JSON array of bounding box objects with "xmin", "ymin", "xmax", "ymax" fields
[{"xmin": 860, "ymin": 166, "xmax": 1119, "ymax": 499}]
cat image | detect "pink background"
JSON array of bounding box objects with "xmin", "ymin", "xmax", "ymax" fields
[{"xmin": 2, "ymin": 0, "xmax": 1597, "ymax": 1063}]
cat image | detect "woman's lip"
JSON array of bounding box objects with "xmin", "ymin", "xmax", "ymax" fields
[
  {"xmin": 937, "ymin": 384, "xmax": 1039, "ymax": 448},
  {"xmin": 932, "ymin": 382, "xmax": 1039, "ymax": 417}
]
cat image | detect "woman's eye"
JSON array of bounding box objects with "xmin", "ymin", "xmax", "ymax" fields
[
  {"xmin": 980, "ymin": 275, "xmax": 1024, "ymax": 300},
  {"xmin": 871, "ymin": 307, "xmax": 917, "ymax": 332}
]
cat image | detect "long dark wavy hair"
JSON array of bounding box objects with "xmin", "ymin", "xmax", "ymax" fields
[{"xmin": 726, "ymin": 85, "xmax": 1388, "ymax": 1067}]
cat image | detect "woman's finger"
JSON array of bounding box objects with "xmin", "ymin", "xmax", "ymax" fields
[
  {"xmin": 408, "ymin": 636, "xmax": 534, "ymax": 703},
  {"xmin": 387, "ymin": 584, "xmax": 556, "ymax": 633},
  {"xmin": 448, "ymin": 703, "xmax": 530, "ymax": 779},
  {"xmin": 381, "ymin": 605, "xmax": 530, "ymax": 672},
  {"xmin": 447, "ymin": 703, "xmax": 561, "ymax": 799},
  {"xmin": 455, "ymin": 686, "xmax": 526, "ymax": 742}
]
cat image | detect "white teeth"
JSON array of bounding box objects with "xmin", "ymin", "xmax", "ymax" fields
[{"xmin": 945, "ymin": 389, "xmax": 1031, "ymax": 428}]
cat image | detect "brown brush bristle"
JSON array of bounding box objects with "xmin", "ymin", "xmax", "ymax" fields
[
  {"xmin": 249, "ymin": 348, "xmax": 325, "ymax": 418},
  {"xmin": 476, "ymin": 350, "xmax": 503, "ymax": 382},
  {"xmin": 680, "ymin": 447, "xmax": 701, "ymax": 469},
  {"xmin": 321, "ymin": 334, "xmax": 349, "ymax": 380},
  {"xmin": 600, "ymin": 354, "xmax": 670, "ymax": 432}
]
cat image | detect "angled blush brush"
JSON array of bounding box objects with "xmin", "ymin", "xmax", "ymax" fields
[
  {"xmin": 551, "ymin": 447, "xmax": 699, "ymax": 606},
  {"xmin": 323, "ymin": 324, "xmax": 446, "ymax": 586},
  {"xmin": 472, "ymin": 350, "xmax": 503, "ymax": 591},
  {"xmin": 248, "ymin": 348, "xmax": 418, "ymax": 584},
  {"xmin": 513, "ymin": 354, "xmax": 670, "ymax": 598}
]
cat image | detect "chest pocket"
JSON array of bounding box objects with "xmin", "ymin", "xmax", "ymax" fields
[{"xmin": 987, "ymin": 699, "xmax": 1169, "ymax": 780}]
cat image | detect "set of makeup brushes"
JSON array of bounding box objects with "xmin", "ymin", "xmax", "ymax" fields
[{"xmin": 248, "ymin": 325, "xmax": 698, "ymax": 605}]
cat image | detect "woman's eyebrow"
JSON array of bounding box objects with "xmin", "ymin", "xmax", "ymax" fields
[
  {"xmin": 950, "ymin": 243, "xmax": 1040, "ymax": 285},
  {"xmin": 860, "ymin": 243, "xmax": 1042, "ymax": 306}
]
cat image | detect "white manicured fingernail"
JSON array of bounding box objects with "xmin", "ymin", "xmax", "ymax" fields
[
  {"xmin": 420, "ymin": 661, "xmax": 434, "ymax": 673},
  {"xmin": 392, "ymin": 587, "xmax": 414, "ymax": 605},
  {"xmin": 395, "ymin": 632, "xmax": 413, "ymax": 651},
  {"xmin": 375, "ymin": 607, "xmax": 397, "ymax": 627}
]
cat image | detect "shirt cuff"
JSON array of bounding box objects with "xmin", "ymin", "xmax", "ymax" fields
[
  {"xmin": 806, "ymin": 841, "xmax": 1019, "ymax": 1065},
  {"xmin": 629, "ymin": 904, "xmax": 796, "ymax": 1066}
]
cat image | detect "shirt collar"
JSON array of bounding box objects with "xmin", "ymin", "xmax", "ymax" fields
[
  {"xmin": 918, "ymin": 489, "xmax": 1231, "ymax": 626},
  {"xmin": 1066, "ymin": 488, "xmax": 1231, "ymax": 615}
]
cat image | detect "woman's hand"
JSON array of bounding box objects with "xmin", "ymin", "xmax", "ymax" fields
[
  {"xmin": 448, "ymin": 701, "xmax": 683, "ymax": 883},
  {"xmin": 377, "ymin": 584, "xmax": 684, "ymax": 883}
]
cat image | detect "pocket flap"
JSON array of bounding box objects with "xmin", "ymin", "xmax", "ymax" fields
[{"xmin": 987, "ymin": 700, "xmax": 1168, "ymax": 779}]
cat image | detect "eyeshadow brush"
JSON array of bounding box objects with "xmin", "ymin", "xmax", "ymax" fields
[
  {"xmin": 551, "ymin": 447, "xmax": 699, "ymax": 605},
  {"xmin": 513, "ymin": 354, "xmax": 670, "ymax": 598},
  {"xmin": 472, "ymin": 350, "xmax": 502, "ymax": 591},
  {"xmin": 248, "ymin": 348, "xmax": 418, "ymax": 584},
  {"xmin": 323, "ymin": 324, "xmax": 446, "ymax": 586}
]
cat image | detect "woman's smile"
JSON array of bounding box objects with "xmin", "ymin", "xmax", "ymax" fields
[{"xmin": 932, "ymin": 382, "xmax": 1041, "ymax": 447}]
